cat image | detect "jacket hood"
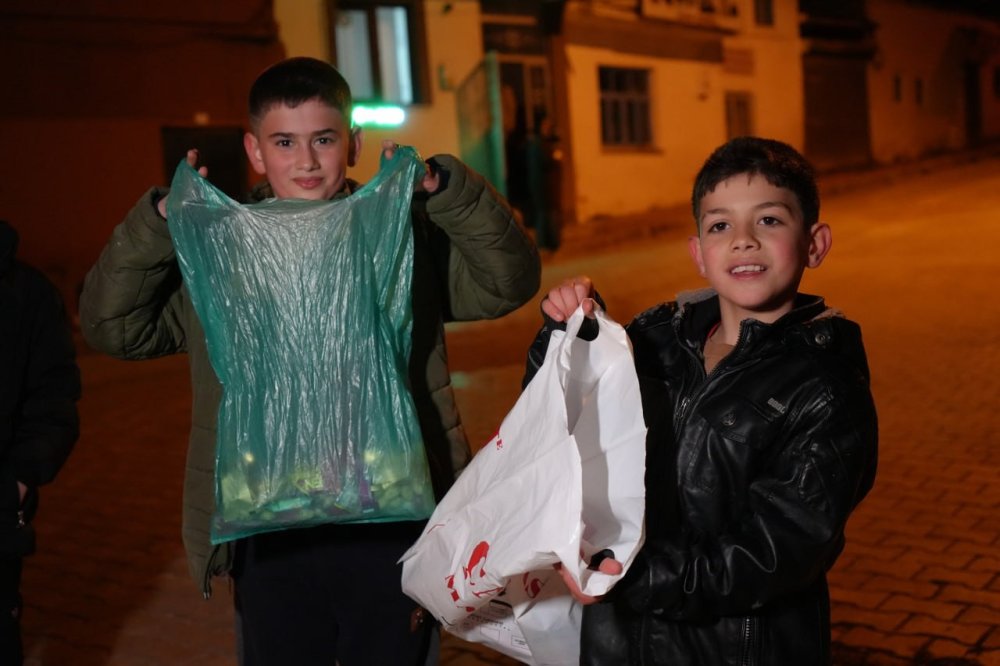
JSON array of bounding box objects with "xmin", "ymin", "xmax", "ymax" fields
[{"xmin": 0, "ymin": 220, "xmax": 17, "ymax": 276}]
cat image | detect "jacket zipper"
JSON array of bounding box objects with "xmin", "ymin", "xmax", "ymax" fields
[
  {"xmin": 740, "ymin": 615, "xmax": 758, "ymax": 666},
  {"xmin": 674, "ymin": 319, "xmax": 751, "ymax": 423},
  {"xmin": 202, "ymin": 544, "xmax": 223, "ymax": 599}
]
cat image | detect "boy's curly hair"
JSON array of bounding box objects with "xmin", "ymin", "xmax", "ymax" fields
[
  {"xmin": 248, "ymin": 57, "xmax": 353, "ymax": 131},
  {"xmin": 692, "ymin": 136, "xmax": 820, "ymax": 229}
]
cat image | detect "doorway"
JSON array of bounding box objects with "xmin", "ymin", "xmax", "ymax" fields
[{"xmin": 964, "ymin": 62, "xmax": 983, "ymax": 147}]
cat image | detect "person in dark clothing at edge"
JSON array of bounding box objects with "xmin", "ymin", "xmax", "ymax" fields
[
  {"xmin": 78, "ymin": 57, "xmax": 540, "ymax": 665},
  {"xmin": 0, "ymin": 220, "xmax": 81, "ymax": 665},
  {"xmin": 526, "ymin": 137, "xmax": 878, "ymax": 665}
]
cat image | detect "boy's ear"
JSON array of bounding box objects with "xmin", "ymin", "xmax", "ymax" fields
[
  {"xmin": 243, "ymin": 132, "xmax": 267, "ymax": 176},
  {"xmin": 806, "ymin": 222, "xmax": 833, "ymax": 269},
  {"xmin": 348, "ymin": 127, "xmax": 363, "ymax": 168},
  {"xmin": 687, "ymin": 235, "xmax": 707, "ymax": 277}
]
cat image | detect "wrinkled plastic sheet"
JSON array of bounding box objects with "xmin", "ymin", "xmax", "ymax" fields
[{"xmin": 166, "ymin": 147, "xmax": 436, "ymax": 544}]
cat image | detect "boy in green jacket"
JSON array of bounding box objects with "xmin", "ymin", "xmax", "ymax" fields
[{"xmin": 80, "ymin": 57, "xmax": 540, "ymax": 665}]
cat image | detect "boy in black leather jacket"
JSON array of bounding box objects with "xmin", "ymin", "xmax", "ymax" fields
[{"xmin": 529, "ymin": 137, "xmax": 878, "ymax": 665}]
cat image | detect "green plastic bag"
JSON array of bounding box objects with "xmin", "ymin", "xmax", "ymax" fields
[{"xmin": 166, "ymin": 147, "xmax": 436, "ymax": 544}]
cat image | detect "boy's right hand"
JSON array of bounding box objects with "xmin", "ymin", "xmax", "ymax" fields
[
  {"xmin": 541, "ymin": 275, "xmax": 596, "ymax": 322},
  {"xmin": 156, "ymin": 149, "xmax": 208, "ymax": 218},
  {"xmin": 381, "ymin": 140, "xmax": 441, "ymax": 193}
]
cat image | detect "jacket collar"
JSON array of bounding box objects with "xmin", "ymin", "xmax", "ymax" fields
[{"xmin": 675, "ymin": 290, "xmax": 828, "ymax": 352}]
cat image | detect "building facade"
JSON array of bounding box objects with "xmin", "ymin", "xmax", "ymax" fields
[
  {"xmin": 2, "ymin": 0, "xmax": 998, "ymax": 304},
  {"xmin": 865, "ymin": 0, "xmax": 1000, "ymax": 164}
]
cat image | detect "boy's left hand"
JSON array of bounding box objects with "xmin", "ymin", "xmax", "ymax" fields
[
  {"xmin": 554, "ymin": 556, "xmax": 624, "ymax": 605},
  {"xmin": 382, "ymin": 140, "xmax": 440, "ymax": 193}
]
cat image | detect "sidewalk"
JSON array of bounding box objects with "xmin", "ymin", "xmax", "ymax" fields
[{"xmin": 548, "ymin": 141, "xmax": 1000, "ymax": 260}]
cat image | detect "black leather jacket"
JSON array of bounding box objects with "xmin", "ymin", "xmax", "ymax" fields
[{"xmin": 525, "ymin": 291, "xmax": 878, "ymax": 665}]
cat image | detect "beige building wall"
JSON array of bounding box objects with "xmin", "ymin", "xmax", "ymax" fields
[
  {"xmin": 565, "ymin": 0, "xmax": 805, "ymax": 223},
  {"xmin": 867, "ymin": 0, "xmax": 1000, "ymax": 162},
  {"xmin": 565, "ymin": 46, "xmax": 723, "ymax": 222},
  {"xmin": 722, "ymin": 0, "xmax": 804, "ymax": 148},
  {"xmin": 274, "ymin": 0, "xmax": 330, "ymax": 61},
  {"xmin": 273, "ymin": 0, "xmax": 484, "ymax": 182}
]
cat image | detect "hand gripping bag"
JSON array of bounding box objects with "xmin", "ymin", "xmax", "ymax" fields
[
  {"xmin": 166, "ymin": 147, "xmax": 436, "ymax": 544},
  {"xmin": 400, "ymin": 305, "xmax": 646, "ymax": 665}
]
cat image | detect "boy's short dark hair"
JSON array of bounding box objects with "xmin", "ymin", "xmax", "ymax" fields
[
  {"xmin": 691, "ymin": 136, "xmax": 820, "ymax": 229},
  {"xmin": 248, "ymin": 57, "xmax": 353, "ymax": 131}
]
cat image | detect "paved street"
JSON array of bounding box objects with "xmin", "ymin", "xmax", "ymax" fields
[{"xmin": 19, "ymin": 150, "xmax": 1000, "ymax": 665}]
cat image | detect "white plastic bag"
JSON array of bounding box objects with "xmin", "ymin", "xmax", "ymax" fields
[{"xmin": 400, "ymin": 305, "xmax": 646, "ymax": 664}]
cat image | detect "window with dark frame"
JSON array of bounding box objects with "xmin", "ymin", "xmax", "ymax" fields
[
  {"xmin": 328, "ymin": 1, "xmax": 430, "ymax": 105},
  {"xmin": 753, "ymin": 0, "xmax": 774, "ymax": 26},
  {"xmin": 599, "ymin": 66, "xmax": 652, "ymax": 148},
  {"xmin": 725, "ymin": 91, "xmax": 753, "ymax": 139}
]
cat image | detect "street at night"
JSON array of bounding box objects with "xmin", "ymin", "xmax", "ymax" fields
[{"xmin": 19, "ymin": 150, "xmax": 1000, "ymax": 665}]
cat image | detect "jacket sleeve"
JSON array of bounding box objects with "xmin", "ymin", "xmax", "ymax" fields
[
  {"xmin": 619, "ymin": 374, "xmax": 878, "ymax": 621},
  {"xmin": 79, "ymin": 187, "xmax": 189, "ymax": 359},
  {"xmin": 422, "ymin": 155, "xmax": 541, "ymax": 321},
  {"xmin": 9, "ymin": 273, "xmax": 81, "ymax": 490}
]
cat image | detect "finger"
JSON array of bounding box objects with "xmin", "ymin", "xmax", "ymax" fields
[
  {"xmin": 185, "ymin": 149, "xmax": 199, "ymax": 168},
  {"xmin": 571, "ymin": 276, "xmax": 593, "ymax": 301},
  {"xmin": 556, "ymin": 566, "xmax": 599, "ymax": 605},
  {"xmin": 422, "ymin": 170, "xmax": 440, "ymax": 194},
  {"xmin": 581, "ymin": 298, "xmax": 596, "ymax": 319},
  {"xmin": 598, "ymin": 558, "xmax": 624, "ymax": 576},
  {"xmin": 382, "ymin": 139, "xmax": 398, "ymax": 159},
  {"xmin": 541, "ymin": 298, "xmax": 564, "ymax": 322},
  {"xmin": 548, "ymin": 284, "xmax": 578, "ymax": 319}
]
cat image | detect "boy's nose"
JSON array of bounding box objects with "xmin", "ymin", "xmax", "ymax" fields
[
  {"xmin": 297, "ymin": 146, "xmax": 319, "ymax": 170},
  {"xmin": 731, "ymin": 227, "xmax": 760, "ymax": 250}
]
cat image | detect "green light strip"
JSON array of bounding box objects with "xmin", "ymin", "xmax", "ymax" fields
[{"xmin": 352, "ymin": 105, "xmax": 407, "ymax": 127}]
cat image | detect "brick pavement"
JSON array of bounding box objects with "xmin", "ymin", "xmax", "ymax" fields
[{"xmin": 17, "ymin": 145, "xmax": 1000, "ymax": 665}]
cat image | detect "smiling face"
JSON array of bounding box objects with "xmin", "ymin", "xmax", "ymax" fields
[
  {"xmin": 689, "ymin": 173, "xmax": 831, "ymax": 338},
  {"xmin": 243, "ymin": 98, "xmax": 362, "ymax": 201}
]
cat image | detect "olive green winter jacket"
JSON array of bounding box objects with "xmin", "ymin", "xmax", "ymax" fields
[{"xmin": 79, "ymin": 155, "xmax": 540, "ymax": 596}]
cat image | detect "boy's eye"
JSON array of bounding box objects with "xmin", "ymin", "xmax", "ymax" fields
[
  {"xmin": 315, "ymin": 136, "xmax": 334, "ymax": 146},
  {"xmin": 706, "ymin": 221, "xmax": 728, "ymax": 233},
  {"xmin": 275, "ymin": 139, "xmax": 293, "ymax": 148},
  {"xmin": 759, "ymin": 216, "xmax": 781, "ymax": 226}
]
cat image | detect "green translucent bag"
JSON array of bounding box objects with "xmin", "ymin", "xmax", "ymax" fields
[{"xmin": 166, "ymin": 147, "xmax": 436, "ymax": 544}]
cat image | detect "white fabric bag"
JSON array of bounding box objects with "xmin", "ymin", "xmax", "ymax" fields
[{"xmin": 400, "ymin": 305, "xmax": 647, "ymax": 664}]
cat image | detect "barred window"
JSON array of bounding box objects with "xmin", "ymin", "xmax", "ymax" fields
[{"xmin": 599, "ymin": 67, "xmax": 652, "ymax": 148}]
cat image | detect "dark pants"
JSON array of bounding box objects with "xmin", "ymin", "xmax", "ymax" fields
[
  {"xmin": 232, "ymin": 521, "xmax": 433, "ymax": 666},
  {"xmin": 0, "ymin": 557, "xmax": 23, "ymax": 666}
]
